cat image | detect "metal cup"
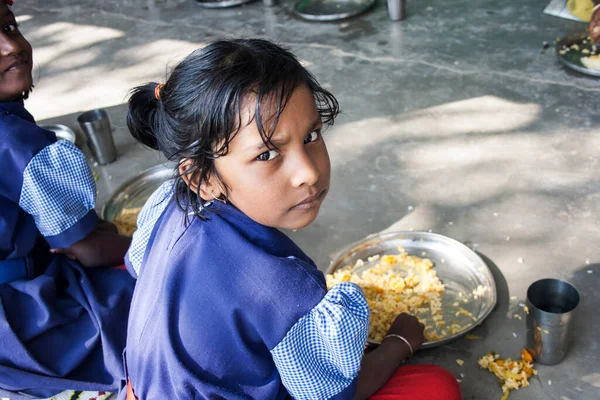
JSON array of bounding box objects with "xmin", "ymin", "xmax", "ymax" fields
[
  {"xmin": 387, "ymin": 0, "xmax": 406, "ymax": 21},
  {"xmin": 526, "ymin": 278, "xmax": 580, "ymax": 365},
  {"xmin": 77, "ymin": 109, "xmax": 117, "ymax": 165}
]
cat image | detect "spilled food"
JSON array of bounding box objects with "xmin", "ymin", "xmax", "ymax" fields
[{"xmin": 478, "ymin": 349, "xmax": 537, "ymax": 400}]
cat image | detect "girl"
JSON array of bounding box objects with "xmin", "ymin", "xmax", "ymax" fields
[
  {"xmin": 0, "ymin": 1, "xmax": 135, "ymax": 398},
  {"xmin": 123, "ymin": 39, "xmax": 462, "ymax": 400}
]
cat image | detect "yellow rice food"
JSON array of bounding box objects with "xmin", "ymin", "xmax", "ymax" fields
[
  {"xmin": 113, "ymin": 207, "xmax": 142, "ymax": 236},
  {"xmin": 325, "ymin": 247, "xmax": 446, "ymax": 343},
  {"xmin": 478, "ymin": 349, "xmax": 537, "ymax": 400}
]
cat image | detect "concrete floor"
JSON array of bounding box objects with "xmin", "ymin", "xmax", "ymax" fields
[{"xmin": 13, "ymin": 0, "xmax": 600, "ymax": 399}]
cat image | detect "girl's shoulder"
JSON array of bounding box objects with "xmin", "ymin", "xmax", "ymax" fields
[
  {"xmin": 166, "ymin": 205, "xmax": 328, "ymax": 312},
  {"xmin": 177, "ymin": 211, "xmax": 326, "ymax": 292},
  {"xmin": 141, "ymin": 200, "xmax": 327, "ymax": 302},
  {"xmin": 193, "ymin": 205, "xmax": 327, "ymax": 292},
  {"xmin": 0, "ymin": 101, "xmax": 35, "ymax": 121},
  {"xmin": 0, "ymin": 102, "xmax": 55, "ymax": 152}
]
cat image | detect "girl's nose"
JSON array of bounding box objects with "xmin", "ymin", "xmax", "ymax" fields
[
  {"xmin": 0, "ymin": 34, "xmax": 19, "ymax": 57},
  {"xmin": 290, "ymin": 151, "xmax": 319, "ymax": 188}
]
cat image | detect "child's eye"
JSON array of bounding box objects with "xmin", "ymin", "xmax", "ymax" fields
[
  {"xmin": 4, "ymin": 23, "xmax": 18, "ymax": 33},
  {"xmin": 304, "ymin": 130, "xmax": 320, "ymax": 144},
  {"xmin": 256, "ymin": 149, "xmax": 279, "ymax": 162}
]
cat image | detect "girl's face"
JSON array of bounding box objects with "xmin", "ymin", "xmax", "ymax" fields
[
  {"xmin": 207, "ymin": 84, "xmax": 331, "ymax": 230},
  {"xmin": 0, "ymin": 5, "xmax": 32, "ymax": 102}
]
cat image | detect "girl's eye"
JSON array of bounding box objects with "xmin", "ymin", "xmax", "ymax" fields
[
  {"xmin": 4, "ymin": 23, "xmax": 18, "ymax": 33},
  {"xmin": 256, "ymin": 149, "xmax": 279, "ymax": 162},
  {"xmin": 304, "ymin": 130, "xmax": 320, "ymax": 144}
]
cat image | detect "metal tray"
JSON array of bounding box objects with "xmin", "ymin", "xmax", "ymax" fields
[
  {"xmin": 102, "ymin": 164, "xmax": 175, "ymax": 223},
  {"xmin": 327, "ymin": 231, "xmax": 497, "ymax": 349},
  {"xmin": 294, "ymin": 0, "xmax": 375, "ymax": 21},
  {"xmin": 556, "ymin": 34, "xmax": 600, "ymax": 78},
  {"xmin": 195, "ymin": 0, "xmax": 257, "ymax": 8}
]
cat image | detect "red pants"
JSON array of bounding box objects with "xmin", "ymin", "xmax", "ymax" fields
[
  {"xmin": 370, "ymin": 365, "xmax": 462, "ymax": 400},
  {"xmin": 127, "ymin": 365, "xmax": 461, "ymax": 400}
]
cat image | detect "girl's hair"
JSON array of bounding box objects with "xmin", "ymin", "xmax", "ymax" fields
[{"xmin": 127, "ymin": 38, "xmax": 340, "ymax": 218}]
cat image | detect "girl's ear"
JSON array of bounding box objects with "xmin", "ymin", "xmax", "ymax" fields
[
  {"xmin": 199, "ymin": 179, "xmax": 218, "ymax": 202},
  {"xmin": 179, "ymin": 158, "xmax": 200, "ymax": 195},
  {"xmin": 179, "ymin": 158, "xmax": 223, "ymax": 201}
]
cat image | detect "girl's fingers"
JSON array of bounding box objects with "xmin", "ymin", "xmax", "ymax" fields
[{"xmin": 50, "ymin": 248, "xmax": 77, "ymax": 260}]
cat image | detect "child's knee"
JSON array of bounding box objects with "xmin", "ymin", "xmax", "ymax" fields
[
  {"xmin": 419, "ymin": 365, "xmax": 462, "ymax": 400},
  {"xmin": 373, "ymin": 364, "xmax": 463, "ymax": 400}
]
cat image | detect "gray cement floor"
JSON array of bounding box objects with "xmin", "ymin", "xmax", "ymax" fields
[{"xmin": 12, "ymin": 0, "xmax": 600, "ymax": 399}]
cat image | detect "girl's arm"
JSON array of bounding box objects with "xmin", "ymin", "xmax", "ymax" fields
[
  {"xmin": 96, "ymin": 219, "xmax": 119, "ymax": 233},
  {"xmin": 53, "ymin": 222, "xmax": 131, "ymax": 268},
  {"xmin": 353, "ymin": 313, "xmax": 425, "ymax": 400}
]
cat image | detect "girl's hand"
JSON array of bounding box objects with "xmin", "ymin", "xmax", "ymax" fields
[
  {"xmin": 51, "ymin": 228, "xmax": 131, "ymax": 268},
  {"xmin": 50, "ymin": 247, "xmax": 77, "ymax": 260},
  {"xmin": 385, "ymin": 313, "xmax": 425, "ymax": 354},
  {"xmin": 354, "ymin": 313, "xmax": 425, "ymax": 399},
  {"xmin": 590, "ymin": 4, "xmax": 600, "ymax": 43}
]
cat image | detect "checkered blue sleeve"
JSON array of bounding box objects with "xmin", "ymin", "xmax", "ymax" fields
[
  {"xmin": 125, "ymin": 180, "xmax": 174, "ymax": 276},
  {"xmin": 19, "ymin": 140, "xmax": 98, "ymax": 247},
  {"xmin": 270, "ymin": 282, "xmax": 370, "ymax": 400}
]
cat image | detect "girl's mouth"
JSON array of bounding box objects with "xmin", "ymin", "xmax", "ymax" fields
[
  {"xmin": 290, "ymin": 189, "xmax": 326, "ymax": 211},
  {"xmin": 4, "ymin": 58, "xmax": 26, "ymax": 73}
]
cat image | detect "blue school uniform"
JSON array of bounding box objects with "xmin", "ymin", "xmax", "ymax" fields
[
  {"xmin": 124, "ymin": 197, "xmax": 370, "ymax": 399},
  {"xmin": 0, "ymin": 102, "xmax": 135, "ymax": 398}
]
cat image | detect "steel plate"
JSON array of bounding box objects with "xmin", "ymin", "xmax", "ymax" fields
[
  {"xmin": 40, "ymin": 124, "xmax": 77, "ymax": 145},
  {"xmin": 327, "ymin": 231, "xmax": 497, "ymax": 349},
  {"xmin": 556, "ymin": 34, "xmax": 600, "ymax": 78},
  {"xmin": 294, "ymin": 0, "xmax": 375, "ymax": 21},
  {"xmin": 102, "ymin": 164, "xmax": 175, "ymax": 223},
  {"xmin": 195, "ymin": 0, "xmax": 257, "ymax": 8}
]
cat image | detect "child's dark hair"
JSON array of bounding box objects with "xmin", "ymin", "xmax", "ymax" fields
[{"xmin": 127, "ymin": 38, "xmax": 340, "ymax": 218}]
